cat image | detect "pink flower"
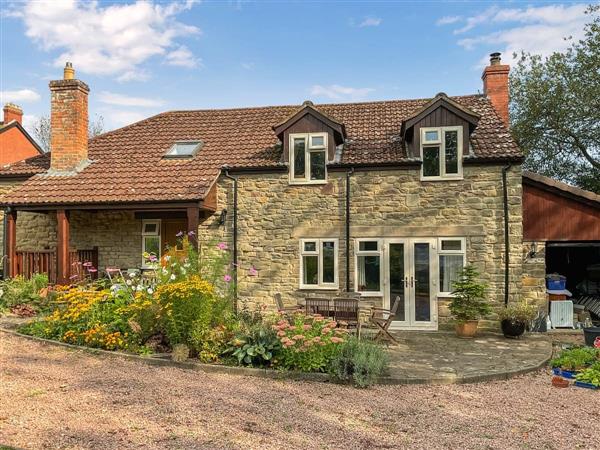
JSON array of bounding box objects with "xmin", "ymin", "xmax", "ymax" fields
[
  {"xmin": 292, "ymin": 334, "xmax": 305, "ymax": 340},
  {"xmin": 217, "ymin": 242, "xmax": 228, "ymax": 250},
  {"xmin": 594, "ymin": 337, "xmax": 600, "ymax": 348},
  {"xmin": 223, "ymin": 274, "xmax": 232, "ymax": 282},
  {"xmin": 277, "ymin": 330, "xmax": 286, "ymax": 337},
  {"xmin": 187, "ymin": 230, "xmax": 196, "ymax": 237},
  {"xmin": 303, "ymin": 324, "xmax": 311, "ymax": 331},
  {"xmin": 330, "ymin": 337, "xmax": 345, "ymax": 344},
  {"xmin": 321, "ymin": 327, "xmax": 332, "ymax": 335},
  {"xmin": 82, "ymin": 261, "xmax": 93, "ymax": 267},
  {"xmin": 176, "ymin": 231, "xmax": 184, "ymax": 238},
  {"xmin": 248, "ymin": 266, "xmax": 258, "ymax": 277},
  {"xmin": 87, "ymin": 268, "xmax": 98, "ymax": 273}
]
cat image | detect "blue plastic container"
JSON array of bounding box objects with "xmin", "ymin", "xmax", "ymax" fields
[
  {"xmin": 561, "ymin": 370, "xmax": 578, "ymax": 379},
  {"xmin": 574, "ymin": 381, "xmax": 599, "ymax": 390},
  {"xmin": 546, "ymin": 275, "xmax": 566, "ymax": 290},
  {"xmin": 552, "ymin": 367, "xmax": 561, "ymax": 375}
]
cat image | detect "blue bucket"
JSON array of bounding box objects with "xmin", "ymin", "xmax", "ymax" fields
[{"xmin": 546, "ymin": 275, "xmax": 566, "ymax": 290}]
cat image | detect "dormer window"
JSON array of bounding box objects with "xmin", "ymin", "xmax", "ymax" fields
[
  {"xmin": 290, "ymin": 132, "xmax": 327, "ymax": 184},
  {"xmin": 420, "ymin": 126, "xmax": 462, "ymax": 180},
  {"xmin": 165, "ymin": 140, "xmax": 203, "ymax": 158}
]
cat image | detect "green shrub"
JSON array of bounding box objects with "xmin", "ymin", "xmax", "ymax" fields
[
  {"xmin": 227, "ymin": 323, "xmax": 281, "ymax": 367},
  {"xmin": 498, "ymin": 301, "xmax": 538, "ymax": 322},
  {"xmin": 449, "ymin": 265, "xmax": 490, "ymax": 322},
  {"xmin": 550, "ymin": 347, "xmax": 599, "ymax": 371},
  {"xmin": 274, "ymin": 313, "xmax": 347, "ymax": 372},
  {"xmin": 328, "ymin": 337, "xmax": 388, "ymax": 387},
  {"xmin": 575, "ymin": 361, "xmax": 600, "ymax": 386},
  {"xmin": 0, "ymin": 274, "xmax": 49, "ymax": 313},
  {"xmin": 190, "ymin": 324, "xmax": 234, "ymax": 363}
]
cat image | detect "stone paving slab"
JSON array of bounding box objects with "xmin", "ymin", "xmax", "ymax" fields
[{"xmin": 383, "ymin": 331, "xmax": 553, "ymax": 384}]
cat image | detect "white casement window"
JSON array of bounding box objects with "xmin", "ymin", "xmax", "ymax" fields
[
  {"xmin": 290, "ymin": 132, "xmax": 328, "ymax": 184},
  {"xmin": 438, "ymin": 237, "xmax": 466, "ymax": 296},
  {"xmin": 299, "ymin": 239, "xmax": 338, "ymax": 289},
  {"xmin": 355, "ymin": 239, "xmax": 383, "ymax": 296},
  {"xmin": 142, "ymin": 220, "xmax": 161, "ymax": 267},
  {"xmin": 421, "ymin": 126, "xmax": 463, "ymax": 180}
]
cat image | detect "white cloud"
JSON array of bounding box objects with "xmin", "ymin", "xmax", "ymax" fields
[
  {"xmin": 241, "ymin": 62, "xmax": 255, "ymax": 70},
  {"xmin": 10, "ymin": 0, "xmax": 201, "ymax": 81},
  {"xmin": 165, "ymin": 45, "xmax": 201, "ymax": 68},
  {"xmin": 0, "ymin": 89, "xmax": 41, "ymax": 104},
  {"xmin": 446, "ymin": 4, "xmax": 589, "ymax": 65},
  {"xmin": 22, "ymin": 114, "xmax": 39, "ymax": 136},
  {"xmin": 436, "ymin": 16, "xmax": 461, "ymax": 26},
  {"xmin": 358, "ymin": 17, "xmax": 382, "ymax": 28},
  {"xmin": 309, "ymin": 84, "xmax": 374, "ymax": 101},
  {"xmin": 98, "ymin": 91, "xmax": 165, "ymax": 108}
]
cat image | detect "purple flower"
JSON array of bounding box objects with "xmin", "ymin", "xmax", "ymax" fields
[
  {"xmin": 248, "ymin": 266, "xmax": 258, "ymax": 277},
  {"xmin": 217, "ymin": 242, "xmax": 228, "ymax": 250},
  {"xmin": 188, "ymin": 230, "xmax": 196, "ymax": 237},
  {"xmin": 87, "ymin": 268, "xmax": 98, "ymax": 273},
  {"xmin": 176, "ymin": 231, "xmax": 184, "ymax": 238},
  {"xmin": 148, "ymin": 255, "xmax": 158, "ymax": 262},
  {"xmin": 223, "ymin": 274, "xmax": 232, "ymax": 283},
  {"xmin": 82, "ymin": 261, "xmax": 93, "ymax": 267}
]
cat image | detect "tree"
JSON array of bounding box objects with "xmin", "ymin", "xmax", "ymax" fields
[
  {"xmin": 510, "ymin": 4, "xmax": 600, "ymax": 193},
  {"xmin": 31, "ymin": 114, "xmax": 105, "ymax": 152}
]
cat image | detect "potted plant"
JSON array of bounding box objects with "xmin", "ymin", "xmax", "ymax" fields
[
  {"xmin": 498, "ymin": 301, "xmax": 537, "ymax": 338},
  {"xmin": 449, "ymin": 265, "xmax": 490, "ymax": 338}
]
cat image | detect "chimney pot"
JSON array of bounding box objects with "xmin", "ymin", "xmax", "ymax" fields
[
  {"xmin": 63, "ymin": 62, "xmax": 75, "ymax": 80},
  {"xmin": 3, "ymin": 103, "xmax": 23, "ymax": 125},
  {"xmin": 490, "ymin": 52, "xmax": 502, "ymax": 65}
]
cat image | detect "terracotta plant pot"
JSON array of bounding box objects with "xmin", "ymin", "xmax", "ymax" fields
[{"xmin": 455, "ymin": 320, "xmax": 479, "ymax": 338}]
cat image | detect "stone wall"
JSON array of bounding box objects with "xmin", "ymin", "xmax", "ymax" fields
[
  {"xmin": 522, "ymin": 240, "xmax": 548, "ymax": 311},
  {"xmin": 14, "ymin": 210, "xmax": 141, "ymax": 271},
  {"xmin": 199, "ymin": 164, "xmax": 524, "ymax": 327}
]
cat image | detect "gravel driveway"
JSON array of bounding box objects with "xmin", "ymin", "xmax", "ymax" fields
[{"xmin": 1, "ymin": 333, "xmax": 599, "ymax": 450}]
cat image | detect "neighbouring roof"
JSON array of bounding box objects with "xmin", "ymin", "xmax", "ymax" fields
[
  {"xmin": 0, "ymin": 152, "xmax": 51, "ymax": 178},
  {"xmin": 523, "ymin": 171, "xmax": 600, "ymax": 207},
  {"xmin": 1, "ymin": 94, "xmax": 521, "ymax": 206}
]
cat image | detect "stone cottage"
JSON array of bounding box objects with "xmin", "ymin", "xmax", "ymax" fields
[{"xmin": 1, "ymin": 53, "xmax": 526, "ymax": 330}]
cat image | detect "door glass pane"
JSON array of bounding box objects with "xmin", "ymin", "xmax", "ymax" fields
[
  {"xmin": 310, "ymin": 151, "xmax": 326, "ymax": 180},
  {"xmin": 303, "ymin": 255, "xmax": 318, "ymax": 285},
  {"xmin": 389, "ymin": 243, "xmax": 405, "ymax": 322},
  {"xmin": 423, "ymin": 146, "xmax": 440, "ymax": 177},
  {"xmin": 414, "ymin": 243, "xmax": 431, "ymax": 322},
  {"xmin": 293, "ymin": 138, "xmax": 306, "ymax": 179},
  {"xmin": 322, "ymin": 241, "xmax": 335, "ymax": 283},
  {"xmin": 440, "ymin": 254, "xmax": 464, "ymax": 293},
  {"xmin": 144, "ymin": 236, "xmax": 160, "ymax": 258},
  {"xmin": 444, "ymin": 130, "xmax": 458, "ymax": 174},
  {"xmin": 357, "ymin": 255, "xmax": 380, "ymax": 292}
]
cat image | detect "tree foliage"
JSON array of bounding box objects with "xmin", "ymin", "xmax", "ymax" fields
[
  {"xmin": 31, "ymin": 114, "xmax": 105, "ymax": 152},
  {"xmin": 510, "ymin": 4, "xmax": 600, "ymax": 193}
]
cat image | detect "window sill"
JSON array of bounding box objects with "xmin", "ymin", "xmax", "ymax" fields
[
  {"xmin": 420, "ymin": 176, "xmax": 464, "ymax": 182},
  {"xmin": 299, "ymin": 286, "xmax": 339, "ymax": 291},
  {"xmin": 289, "ymin": 180, "xmax": 328, "ymax": 186},
  {"xmin": 356, "ymin": 291, "xmax": 384, "ymax": 297},
  {"xmin": 437, "ymin": 293, "xmax": 456, "ymax": 298}
]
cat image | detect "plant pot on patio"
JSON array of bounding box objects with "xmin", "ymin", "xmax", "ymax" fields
[
  {"xmin": 448, "ymin": 265, "xmax": 490, "ymax": 339},
  {"xmin": 500, "ymin": 319, "xmax": 526, "ymax": 339},
  {"xmin": 455, "ymin": 320, "xmax": 479, "ymax": 338}
]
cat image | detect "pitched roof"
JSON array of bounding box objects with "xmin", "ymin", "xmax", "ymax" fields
[
  {"xmin": 523, "ymin": 171, "xmax": 600, "ymax": 207},
  {"xmin": 0, "ymin": 120, "xmax": 45, "ymax": 155},
  {"xmin": 0, "ymin": 152, "xmax": 50, "ymax": 178},
  {"xmin": 1, "ymin": 94, "xmax": 521, "ymax": 206}
]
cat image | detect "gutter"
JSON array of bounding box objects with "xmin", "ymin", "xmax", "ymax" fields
[
  {"xmin": 345, "ymin": 167, "xmax": 354, "ymax": 292},
  {"xmin": 501, "ymin": 165, "xmax": 511, "ymax": 306},
  {"xmin": 222, "ymin": 167, "xmax": 239, "ymax": 311}
]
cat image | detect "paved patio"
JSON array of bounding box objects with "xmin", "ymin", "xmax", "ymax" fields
[{"xmin": 383, "ymin": 331, "xmax": 553, "ymax": 384}]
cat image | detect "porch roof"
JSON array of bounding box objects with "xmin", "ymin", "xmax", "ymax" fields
[{"xmin": 1, "ymin": 94, "xmax": 521, "ymax": 207}]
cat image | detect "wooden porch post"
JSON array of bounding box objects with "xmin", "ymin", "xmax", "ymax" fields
[
  {"xmin": 56, "ymin": 210, "xmax": 70, "ymax": 284},
  {"xmin": 5, "ymin": 210, "xmax": 17, "ymax": 278},
  {"xmin": 186, "ymin": 206, "xmax": 199, "ymax": 250}
]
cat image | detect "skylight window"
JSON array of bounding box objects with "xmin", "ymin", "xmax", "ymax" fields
[{"xmin": 165, "ymin": 141, "xmax": 202, "ymax": 158}]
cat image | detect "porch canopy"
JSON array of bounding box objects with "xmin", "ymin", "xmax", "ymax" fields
[{"xmin": 3, "ymin": 195, "xmax": 216, "ymax": 284}]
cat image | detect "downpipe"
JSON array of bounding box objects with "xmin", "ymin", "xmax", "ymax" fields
[
  {"xmin": 502, "ymin": 165, "xmax": 511, "ymax": 306},
  {"xmin": 345, "ymin": 167, "xmax": 354, "ymax": 292},
  {"xmin": 222, "ymin": 167, "xmax": 239, "ymax": 311}
]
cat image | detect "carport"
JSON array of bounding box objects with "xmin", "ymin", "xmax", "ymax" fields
[{"xmin": 522, "ymin": 171, "xmax": 600, "ymax": 325}]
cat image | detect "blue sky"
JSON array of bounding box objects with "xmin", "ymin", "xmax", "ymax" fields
[{"xmin": 0, "ymin": 0, "xmax": 592, "ymax": 133}]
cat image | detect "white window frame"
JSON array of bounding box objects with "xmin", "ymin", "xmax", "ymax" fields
[
  {"xmin": 354, "ymin": 238, "xmax": 384, "ymax": 297},
  {"xmin": 299, "ymin": 238, "xmax": 338, "ymax": 289},
  {"xmin": 142, "ymin": 220, "xmax": 161, "ymax": 268},
  {"xmin": 437, "ymin": 237, "xmax": 466, "ymax": 297},
  {"xmin": 420, "ymin": 126, "xmax": 463, "ymax": 181},
  {"xmin": 289, "ymin": 132, "xmax": 328, "ymax": 185}
]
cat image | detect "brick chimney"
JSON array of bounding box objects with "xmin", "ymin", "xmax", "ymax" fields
[
  {"xmin": 49, "ymin": 62, "xmax": 90, "ymax": 173},
  {"xmin": 3, "ymin": 103, "xmax": 23, "ymax": 125},
  {"xmin": 482, "ymin": 52, "xmax": 510, "ymax": 127}
]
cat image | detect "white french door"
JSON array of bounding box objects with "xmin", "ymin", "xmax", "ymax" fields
[{"xmin": 384, "ymin": 238, "xmax": 437, "ymax": 330}]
